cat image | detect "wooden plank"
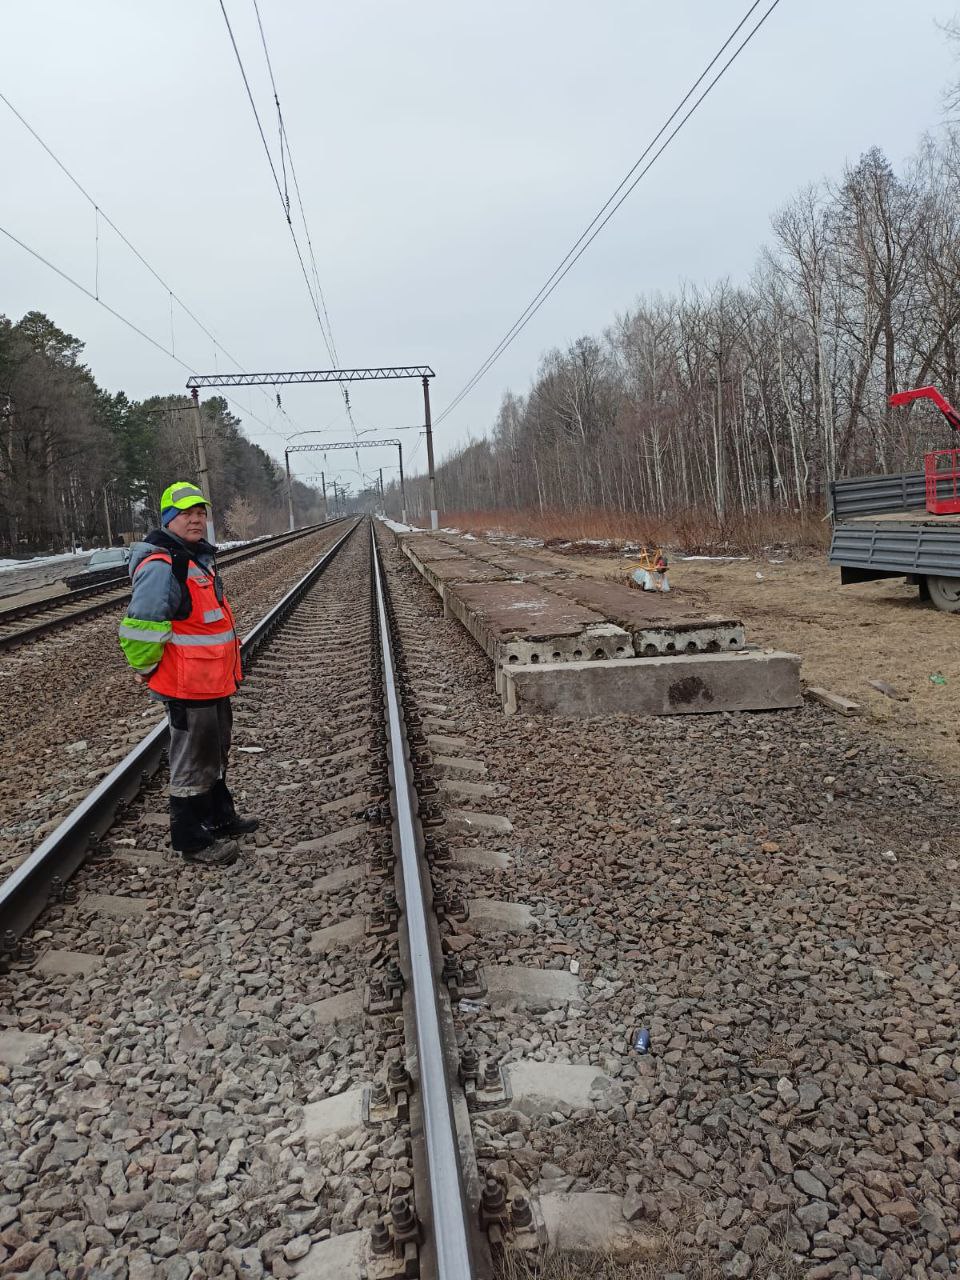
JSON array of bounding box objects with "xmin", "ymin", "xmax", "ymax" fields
[{"xmin": 804, "ymin": 686, "xmax": 860, "ymax": 717}]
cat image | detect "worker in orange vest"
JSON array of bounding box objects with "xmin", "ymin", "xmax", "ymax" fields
[{"xmin": 118, "ymin": 481, "xmax": 257, "ymax": 866}]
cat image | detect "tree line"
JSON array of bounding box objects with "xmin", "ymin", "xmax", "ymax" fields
[
  {"xmin": 398, "ymin": 129, "xmax": 960, "ymax": 526},
  {"xmin": 0, "ymin": 311, "xmax": 325, "ymax": 555}
]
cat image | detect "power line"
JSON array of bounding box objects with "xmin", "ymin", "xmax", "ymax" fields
[
  {"xmin": 220, "ymin": 0, "xmax": 359, "ymax": 437},
  {"xmin": 0, "ymin": 89, "xmax": 304, "ymax": 446},
  {"xmin": 250, "ymin": 0, "xmax": 360, "ymax": 433},
  {"xmin": 253, "ymin": 0, "xmax": 341, "ymax": 369},
  {"xmin": 0, "ymin": 221, "xmax": 293, "ymax": 449},
  {"xmin": 435, "ymin": 0, "xmax": 783, "ymax": 427},
  {"xmin": 217, "ymin": 0, "xmax": 338, "ymax": 368}
]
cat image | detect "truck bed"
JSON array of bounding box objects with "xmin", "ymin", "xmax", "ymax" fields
[
  {"xmin": 829, "ymin": 471, "xmax": 960, "ymax": 583},
  {"xmin": 844, "ymin": 508, "xmax": 960, "ymax": 527}
]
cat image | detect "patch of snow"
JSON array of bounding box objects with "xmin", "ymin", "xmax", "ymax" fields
[
  {"xmin": 0, "ymin": 550, "xmax": 91, "ymax": 573},
  {"xmin": 681, "ymin": 555, "xmax": 750, "ymax": 562},
  {"xmin": 381, "ymin": 518, "xmax": 416, "ymax": 533}
]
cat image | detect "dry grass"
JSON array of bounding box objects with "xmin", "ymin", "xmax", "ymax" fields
[{"xmin": 436, "ymin": 507, "xmax": 829, "ymax": 558}]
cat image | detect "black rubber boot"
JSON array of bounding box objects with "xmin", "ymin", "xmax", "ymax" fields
[
  {"xmin": 170, "ymin": 796, "xmax": 239, "ymax": 866},
  {"xmin": 205, "ymin": 777, "xmax": 259, "ymax": 837}
]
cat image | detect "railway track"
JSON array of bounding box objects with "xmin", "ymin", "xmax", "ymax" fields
[
  {"xmin": 0, "ymin": 521, "xmax": 343, "ymax": 654},
  {"xmin": 1, "ymin": 519, "xmax": 957, "ymax": 1279},
  {"xmin": 0, "ymin": 517, "xmax": 495, "ymax": 1279}
]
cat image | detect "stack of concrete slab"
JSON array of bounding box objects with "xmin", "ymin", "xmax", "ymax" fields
[{"xmin": 385, "ymin": 525, "xmax": 800, "ymax": 717}]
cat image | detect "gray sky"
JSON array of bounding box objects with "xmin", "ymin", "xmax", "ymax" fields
[{"xmin": 2, "ymin": 1, "xmax": 957, "ymax": 491}]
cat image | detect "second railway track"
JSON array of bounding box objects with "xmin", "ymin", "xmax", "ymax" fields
[{"xmin": 0, "ymin": 522, "xmax": 344, "ymax": 654}]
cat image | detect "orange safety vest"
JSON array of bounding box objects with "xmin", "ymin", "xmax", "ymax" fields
[{"xmin": 135, "ymin": 552, "xmax": 242, "ymax": 700}]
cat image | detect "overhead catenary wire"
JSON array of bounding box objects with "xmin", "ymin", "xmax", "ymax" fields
[
  {"xmin": 221, "ymin": 0, "xmax": 359, "ymax": 437},
  {"xmin": 0, "ymin": 88, "xmax": 305, "ymax": 447},
  {"xmin": 253, "ymin": 0, "xmax": 341, "ymax": 369},
  {"xmin": 251, "ymin": 0, "xmax": 356, "ymax": 432},
  {"xmin": 217, "ymin": 0, "xmax": 339, "ymax": 370},
  {"xmin": 435, "ymin": 0, "xmax": 783, "ymax": 427},
  {"xmin": 0, "ymin": 221, "xmax": 294, "ymax": 449}
]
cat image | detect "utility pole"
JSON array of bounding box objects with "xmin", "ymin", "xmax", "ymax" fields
[
  {"xmin": 321, "ymin": 471, "xmax": 327, "ymax": 521},
  {"xmin": 423, "ymin": 375, "xmax": 438, "ymax": 530},
  {"xmin": 190, "ymin": 388, "xmax": 215, "ymax": 542},
  {"xmin": 397, "ymin": 442, "xmax": 407, "ymax": 525},
  {"xmin": 284, "ymin": 450, "xmax": 295, "ymax": 531},
  {"xmin": 378, "ymin": 468, "xmax": 384, "ymax": 512},
  {"xmin": 103, "ymin": 486, "xmax": 112, "ymax": 546}
]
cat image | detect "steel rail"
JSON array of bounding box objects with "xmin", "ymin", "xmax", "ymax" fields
[
  {"xmin": 370, "ymin": 524, "xmax": 476, "ymax": 1279},
  {"xmin": 0, "ymin": 519, "xmax": 346, "ymax": 653},
  {"xmin": 0, "ymin": 518, "xmax": 361, "ymax": 947}
]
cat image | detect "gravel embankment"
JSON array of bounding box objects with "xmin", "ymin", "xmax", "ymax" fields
[
  {"xmin": 379, "ymin": 530, "xmax": 960, "ymax": 1280},
  {"xmin": 0, "ymin": 524, "xmax": 351, "ymax": 875},
  {"xmin": 0, "ymin": 526, "xmax": 411, "ymax": 1278}
]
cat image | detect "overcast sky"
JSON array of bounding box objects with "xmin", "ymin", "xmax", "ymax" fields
[{"xmin": 2, "ymin": 1, "xmax": 957, "ymax": 492}]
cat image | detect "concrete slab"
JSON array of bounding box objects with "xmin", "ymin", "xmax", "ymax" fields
[
  {"xmin": 309, "ymin": 990, "xmax": 363, "ymax": 1027},
  {"xmin": 314, "ymin": 864, "xmax": 364, "ymax": 893},
  {"xmin": 422, "ymin": 715, "xmax": 460, "ymax": 732},
  {"xmin": 308, "ymin": 917, "xmax": 365, "ymax": 954},
  {"xmin": 432, "ymin": 755, "xmax": 488, "ymax": 777},
  {"xmin": 34, "ymin": 950, "xmax": 101, "ymax": 978},
  {"xmin": 427, "ymin": 733, "xmax": 470, "ymax": 752},
  {"xmin": 446, "ymin": 809, "xmax": 514, "ymax": 837},
  {"xmin": 505, "ymin": 1060, "xmax": 616, "ymax": 1116},
  {"xmin": 469, "ymin": 899, "xmax": 535, "ymax": 934},
  {"xmin": 113, "ymin": 848, "xmax": 168, "ymax": 867},
  {"xmin": 440, "ymin": 779, "xmax": 501, "ymax": 800},
  {"xmin": 482, "ymin": 551, "xmax": 565, "ymax": 578},
  {"xmin": 314, "ymin": 745, "xmax": 366, "ymax": 768},
  {"xmin": 501, "ymin": 650, "xmax": 802, "ymax": 717},
  {"xmin": 443, "ymin": 579, "xmax": 631, "ymax": 671},
  {"xmin": 402, "ymin": 536, "xmax": 468, "ymax": 562},
  {"xmin": 546, "ymin": 577, "xmax": 744, "ymax": 654},
  {"xmin": 294, "ymin": 825, "xmax": 367, "ymax": 853},
  {"xmin": 451, "ymin": 847, "xmax": 512, "ymax": 870},
  {"xmin": 299, "ymin": 1088, "xmax": 365, "ymax": 1139},
  {"xmin": 483, "ymin": 966, "xmax": 581, "ymax": 1008},
  {"xmin": 540, "ymin": 1191, "xmax": 657, "ymax": 1257},
  {"xmin": 631, "ymin": 620, "xmax": 746, "ymax": 657},
  {"xmin": 0, "ymin": 1030, "xmax": 49, "ymax": 1066},
  {"xmin": 77, "ymin": 893, "xmax": 150, "ymax": 919},
  {"xmin": 292, "ymin": 1230, "xmax": 366, "ymax": 1279},
  {"xmin": 319, "ymin": 791, "xmax": 367, "ymax": 815}
]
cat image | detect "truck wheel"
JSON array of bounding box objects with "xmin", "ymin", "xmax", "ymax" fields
[{"xmin": 925, "ymin": 576, "xmax": 960, "ymax": 612}]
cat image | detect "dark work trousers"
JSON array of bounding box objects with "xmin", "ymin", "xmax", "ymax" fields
[{"xmin": 165, "ymin": 697, "xmax": 233, "ymax": 797}]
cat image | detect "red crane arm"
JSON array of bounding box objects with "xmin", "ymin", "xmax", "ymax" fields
[{"xmin": 889, "ymin": 386, "xmax": 960, "ymax": 432}]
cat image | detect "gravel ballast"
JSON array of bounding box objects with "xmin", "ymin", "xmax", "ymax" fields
[{"xmin": 377, "ymin": 526, "xmax": 960, "ymax": 1280}]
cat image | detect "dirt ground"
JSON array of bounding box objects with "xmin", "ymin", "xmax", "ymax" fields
[{"xmin": 506, "ymin": 541, "xmax": 960, "ymax": 779}]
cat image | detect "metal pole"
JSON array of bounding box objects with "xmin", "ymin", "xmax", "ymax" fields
[
  {"xmin": 103, "ymin": 486, "xmax": 112, "ymax": 546},
  {"xmin": 284, "ymin": 450, "xmax": 295, "ymax": 531},
  {"xmin": 378, "ymin": 468, "xmax": 384, "ymax": 513},
  {"xmin": 321, "ymin": 471, "xmax": 328, "ymax": 521},
  {"xmin": 190, "ymin": 388, "xmax": 215, "ymax": 543},
  {"xmin": 397, "ymin": 443, "xmax": 407, "ymax": 525},
  {"xmin": 423, "ymin": 376, "xmax": 438, "ymax": 531}
]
